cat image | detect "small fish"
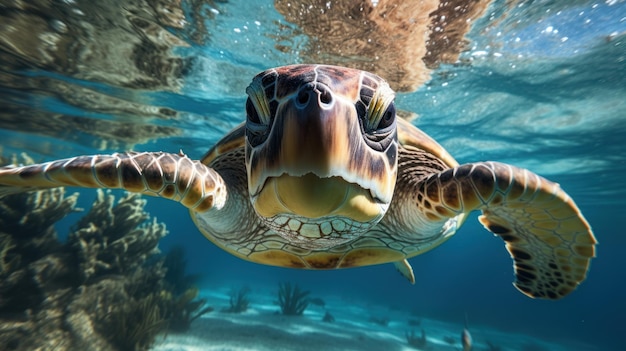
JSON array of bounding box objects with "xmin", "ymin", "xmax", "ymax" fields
[{"xmin": 462, "ymin": 312, "xmax": 472, "ymax": 351}]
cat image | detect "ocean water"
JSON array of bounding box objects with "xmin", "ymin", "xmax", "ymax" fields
[{"xmin": 0, "ymin": 0, "xmax": 625, "ymax": 350}]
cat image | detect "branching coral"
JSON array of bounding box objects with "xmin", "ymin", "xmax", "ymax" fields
[
  {"xmin": 0, "ymin": 187, "xmax": 80, "ymax": 314},
  {"xmin": 277, "ymin": 282, "xmax": 310, "ymax": 316},
  {"xmin": 0, "ymin": 183, "xmax": 172, "ymax": 351},
  {"xmin": 69, "ymin": 190, "xmax": 168, "ymax": 283}
]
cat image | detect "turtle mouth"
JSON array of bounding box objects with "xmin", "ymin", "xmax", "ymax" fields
[{"xmin": 251, "ymin": 172, "xmax": 387, "ymax": 225}]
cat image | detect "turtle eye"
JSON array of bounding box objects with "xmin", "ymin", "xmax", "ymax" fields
[
  {"xmin": 377, "ymin": 102, "xmax": 396, "ymax": 130},
  {"xmin": 246, "ymin": 98, "xmax": 261, "ymax": 124}
]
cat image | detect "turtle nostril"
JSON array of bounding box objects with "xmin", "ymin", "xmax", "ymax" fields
[
  {"xmin": 319, "ymin": 89, "xmax": 332, "ymax": 105},
  {"xmin": 297, "ymin": 90, "xmax": 310, "ymax": 106}
]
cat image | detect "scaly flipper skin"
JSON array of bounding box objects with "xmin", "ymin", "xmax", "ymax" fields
[
  {"xmin": 417, "ymin": 161, "xmax": 596, "ymax": 299},
  {"xmin": 0, "ymin": 152, "xmax": 227, "ymax": 212}
]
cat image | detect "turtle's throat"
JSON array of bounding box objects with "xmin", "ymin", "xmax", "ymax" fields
[{"xmin": 251, "ymin": 173, "xmax": 386, "ymax": 224}]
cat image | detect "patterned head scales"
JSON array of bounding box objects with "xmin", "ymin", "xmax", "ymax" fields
[{"xmin": 244, "ymin": 64, "xmax": 398, "ymax": 249}]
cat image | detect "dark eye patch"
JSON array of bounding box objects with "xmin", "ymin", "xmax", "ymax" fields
[{"xmin": 377, "ymin": 103, "xmax": 396, "ymax": 130}]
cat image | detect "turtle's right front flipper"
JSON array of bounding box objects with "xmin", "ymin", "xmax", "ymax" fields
[
  {"xmin": 0, "ymin": 152, "xmax": 227, "ymax": 212},
  {"xmin": 411, "ymin": 162, "xmax": 596, "ymax": 299}
]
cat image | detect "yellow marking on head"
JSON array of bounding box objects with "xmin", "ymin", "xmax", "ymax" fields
[{"xmin": 254, "ymin": 173, "xmax": 384, "ymax": 223}]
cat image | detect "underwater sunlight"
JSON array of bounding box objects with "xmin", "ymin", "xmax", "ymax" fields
[{"xmin": 0, "ymin": 0, "xmax": 625, "ymax": 350}]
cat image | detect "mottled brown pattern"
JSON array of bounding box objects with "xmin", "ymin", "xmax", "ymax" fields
[
  {"xmin": 304, "ymin": 254, "xmax": 341, "ymax": 269},
  {"xmin": 0, "ymin": 65, "xmax": 597, "ymax": 300},
  {"xmin": 269, "ymin": 65, "xmax": 364, "ymax": 101},
  {"xmin": 411, "ymin": 162, "xmax": 596, "ymax": 299},
  {"xmin": 0, "ymin": 152, "xmax": 226, "ymax": 212}
]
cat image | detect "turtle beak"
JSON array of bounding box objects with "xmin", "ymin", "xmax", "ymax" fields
[
  {"xmin": 247, "ymin": 82, "xmax": 397, "ymax": 224},
  {"xmin": 278, "ymin": 82, "xmax": 347, "ymax": 175}
]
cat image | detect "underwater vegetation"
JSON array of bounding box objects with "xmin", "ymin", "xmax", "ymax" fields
[
  {"xmin": 224, "ymin": 286, "xmax": 251, "ymax": 313},
  {"xmin": 0, "ymin": 184, "xmax": 167, "ymax": 351},
  {"xmin": 101, "ymin": 293, "xmax": 169, "ymax": 351},
  {"xmin": 0, "ymin": 156, "xmax": 211, "ymax": 350},
  {"xmin": 322, "ymin": 311, "xmax": 335, "ymax": 323},
  {"xmin": 161, "ymin": 286, "xmax": 214, "ymax": 333},
  {"xmin": 160, "ymin": 245, "xmax": 213, "ymax": 332},
  {"xmin": 277, "ymin": 282, "xmax": 310, "ymax": 316},
  {"xmin": 162, "ymin": 246, "xmax": 201, "ymax": 296},
  {"xmin": 406, "ymin": 329, "xmax": 428, "ymax": 349}
]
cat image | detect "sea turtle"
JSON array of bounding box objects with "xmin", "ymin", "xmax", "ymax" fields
[{"xmin": 0, "ymin": 64, "xmax": 596, "ymax": 299}]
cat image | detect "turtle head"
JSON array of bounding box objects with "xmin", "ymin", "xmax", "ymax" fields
[{"xmin": 244, "ymin": 64, "xmax": 398, "ymax": 249}]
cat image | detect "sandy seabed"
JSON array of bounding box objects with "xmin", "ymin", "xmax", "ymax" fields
[{"xmin": 151, "ymin": 287, "xmax": 596, "ymax": 351}]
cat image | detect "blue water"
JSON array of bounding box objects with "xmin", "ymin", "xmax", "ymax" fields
[{"xmin": 1, "ymin": 0, "xmax": 625, "ymax": 350}]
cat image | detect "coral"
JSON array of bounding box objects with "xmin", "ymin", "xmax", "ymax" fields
[
  {"xmin": 69, "ymin": 189, "xmax": 168, "ymax": 283},
  {"xmin": 406, "ymin": 329, "xmax": 428, "ymax": 349},
  {"xmin": 0, "ymin": 187, "xmax": 79, "ymax": 314},
  {"xmin": 0, "ymin": 184, "xmax": 171, "ymax": 351},
  {"xmin": 224, "ymin": 287, "xmax": 251, "ymax": 313},
  {"xmin": 277, "ymin": 282, "xmax": 310, "ymax": 316}
]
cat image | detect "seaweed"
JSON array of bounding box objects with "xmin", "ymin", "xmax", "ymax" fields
[
  {"xmin": 224, "ymin": 286, "xmax": 251, "ymax": 313},
  {"xmin": 277, "ymin": 282, "xmax": 310, "ymax": 316},
  {"xmin": 162, "ymin": 287, "xmax": 214, "ymax": 332},
  {"xmin": 102, "ymin": 293, "xmax": 169, "ymax": 351},
  {"xmin": 69, "ymin": 190, "xmax": 168, "ymax": 283},
  {"xmin": 406, "ymin": 329, "xmax": 428, "ymax": 349},
  {"xmin": 0, "ymin": 186, "xmax": 80, "ymax": 315},
  {"xmin": 157, "ymin": 246, "xmax": 213, "ymax": 332},
  {"xmin": 163, "ymin": 245, "xmax": 200, "ymax": 296},
  {"xmin": 322, "ymin": 311, "xmax": 335, "ymax": 323},
  {"xmin": 0, "ymin": 184, "xmax": 170, "ymax": 351}
]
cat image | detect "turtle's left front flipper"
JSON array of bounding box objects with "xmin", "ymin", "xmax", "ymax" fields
[
  {"xmin": 418, "ymin": 162, "xmax": 596, "ymax": 299},
  {"xmin": 0, "ymin": 152, "xmax": 227, "ymax": 212}
]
